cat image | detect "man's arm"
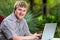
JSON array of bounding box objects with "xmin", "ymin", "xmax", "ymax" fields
[
  {"xmin": 12, "ymin": 36, "xmax": 35, "ymax": 40},
  {"xmin": 12, "ymin": 33, "xmax": 42, "ymax": 40},
  {"xmin": 12, "ymin": 36, "xmax": 23, "ymax": 40}
]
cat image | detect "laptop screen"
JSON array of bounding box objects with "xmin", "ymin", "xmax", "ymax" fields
[{"xmin": 41, "ymin": 23, "xmax": 57, "ymax": 40}]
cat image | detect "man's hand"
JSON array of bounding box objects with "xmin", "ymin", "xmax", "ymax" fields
[{"xmin": 33, "ymin": 33, "xmax": 42, "ymax": 39}]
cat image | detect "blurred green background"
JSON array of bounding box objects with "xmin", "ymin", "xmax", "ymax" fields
[{"xmin": 0, "ymin": 0, "xmax": 60, "ymax": 38}]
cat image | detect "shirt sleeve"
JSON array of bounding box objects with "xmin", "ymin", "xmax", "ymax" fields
[
  {"xmin": 1, "ymin": 20, "xmax": 18, "ymax": 39},
  {"xmin": 23, "ymin": 20, "xmax": 31, "ymax": 36}
]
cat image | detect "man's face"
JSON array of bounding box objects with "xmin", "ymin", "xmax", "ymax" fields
[{"xmin": 14, "ymin": 7, "xmax": 27, "ymax": 20}]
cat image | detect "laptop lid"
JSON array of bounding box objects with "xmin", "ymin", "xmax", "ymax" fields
[{"xmin": 41, "ymin": 23, "xmax": 57, "ymax": 40}]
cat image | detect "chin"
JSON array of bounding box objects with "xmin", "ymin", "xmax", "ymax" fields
[{"xmin": 19, "ymin": 17, "xmax": 24, "ymax": 20}]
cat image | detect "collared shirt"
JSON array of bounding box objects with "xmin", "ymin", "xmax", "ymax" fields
[{"xmin": 0, "ymin": 12, "xmax": 31, "ymax": 40}]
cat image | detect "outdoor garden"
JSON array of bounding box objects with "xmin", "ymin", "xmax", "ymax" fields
[{"xmin": 0, "ymin": 0, "xmax": 60, "ymax": 38}]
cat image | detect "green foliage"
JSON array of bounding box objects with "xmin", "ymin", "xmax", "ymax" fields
[
  {"xmin": 49, "ymin": 5, "xmax": 60, "ymax": 36},
  {"xmin": 25, "ymin": 12, "xmax": 41, "ymax": 33},
  {"xmin": 34, "ymin": 0, "xmax": 42, "ymax": 10},
  {"xmin": 0, "ymin": 0, "xmax": 17, "ymax": 17},
  {"xmin": 47, "ymin": 0, "xmax": 57, "ymax": 8},
  {"xmin": 50, "ymin": 4, "xmax": 60, "ymax": 16},
  {"xmin": 37, "ymin": 14, "xmax": 57, "ymax": 23},
  {"xmin": 25, "ymin": 12, "xmax": 33, "ymax": 23}
]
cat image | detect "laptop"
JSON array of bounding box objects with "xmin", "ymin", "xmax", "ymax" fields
[{"xmin": 41, "ymin": 23, "xmax": 57, "ymax": 40}]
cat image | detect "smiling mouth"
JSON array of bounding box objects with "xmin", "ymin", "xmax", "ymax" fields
[{"xmin": 19, "ymin": 13, "xmax": 24, "ymax": 16}]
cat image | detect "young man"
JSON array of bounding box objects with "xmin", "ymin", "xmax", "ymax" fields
[{"xmin": 1, "ymin": 1, "xmax": 42, "ymax": 40}]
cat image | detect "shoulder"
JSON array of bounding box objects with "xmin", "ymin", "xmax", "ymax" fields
[
  {"xmin": 2, "ymin": 15, "xmax": 12, "ymax": 24},
  {"xmin": 2, "ymin": 13, "xmax": 15, "ymax": 24},
  {"xmin": 4, "ymin": 14, "xmax": 13, "ymax": 21},
  {"xmin": 1, "ymin": 14, "xmax": 14, "ymax": 26}
]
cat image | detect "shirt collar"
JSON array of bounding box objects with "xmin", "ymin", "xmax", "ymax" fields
[{"xmin": 10, "ymin": 12, "xmax": 24, "ymax": 22}]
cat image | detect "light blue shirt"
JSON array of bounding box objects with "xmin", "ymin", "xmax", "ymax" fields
[{"xmin": 0, "ymin": 12, "xmax": 31, "ymax": 40}]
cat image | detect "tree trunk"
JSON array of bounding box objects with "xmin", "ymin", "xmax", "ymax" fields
[
  {"xmin": 29, "ymin": 0, "xmax": 34, "ymax": 12},
  {"xmin": 42, "ymin": 0, "xmax": 47, "ymax": 19}
]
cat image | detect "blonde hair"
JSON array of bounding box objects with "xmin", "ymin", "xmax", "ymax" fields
[{"xmin": 14, "ymin": 1, "xmax": 28, "ymax": 10}]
